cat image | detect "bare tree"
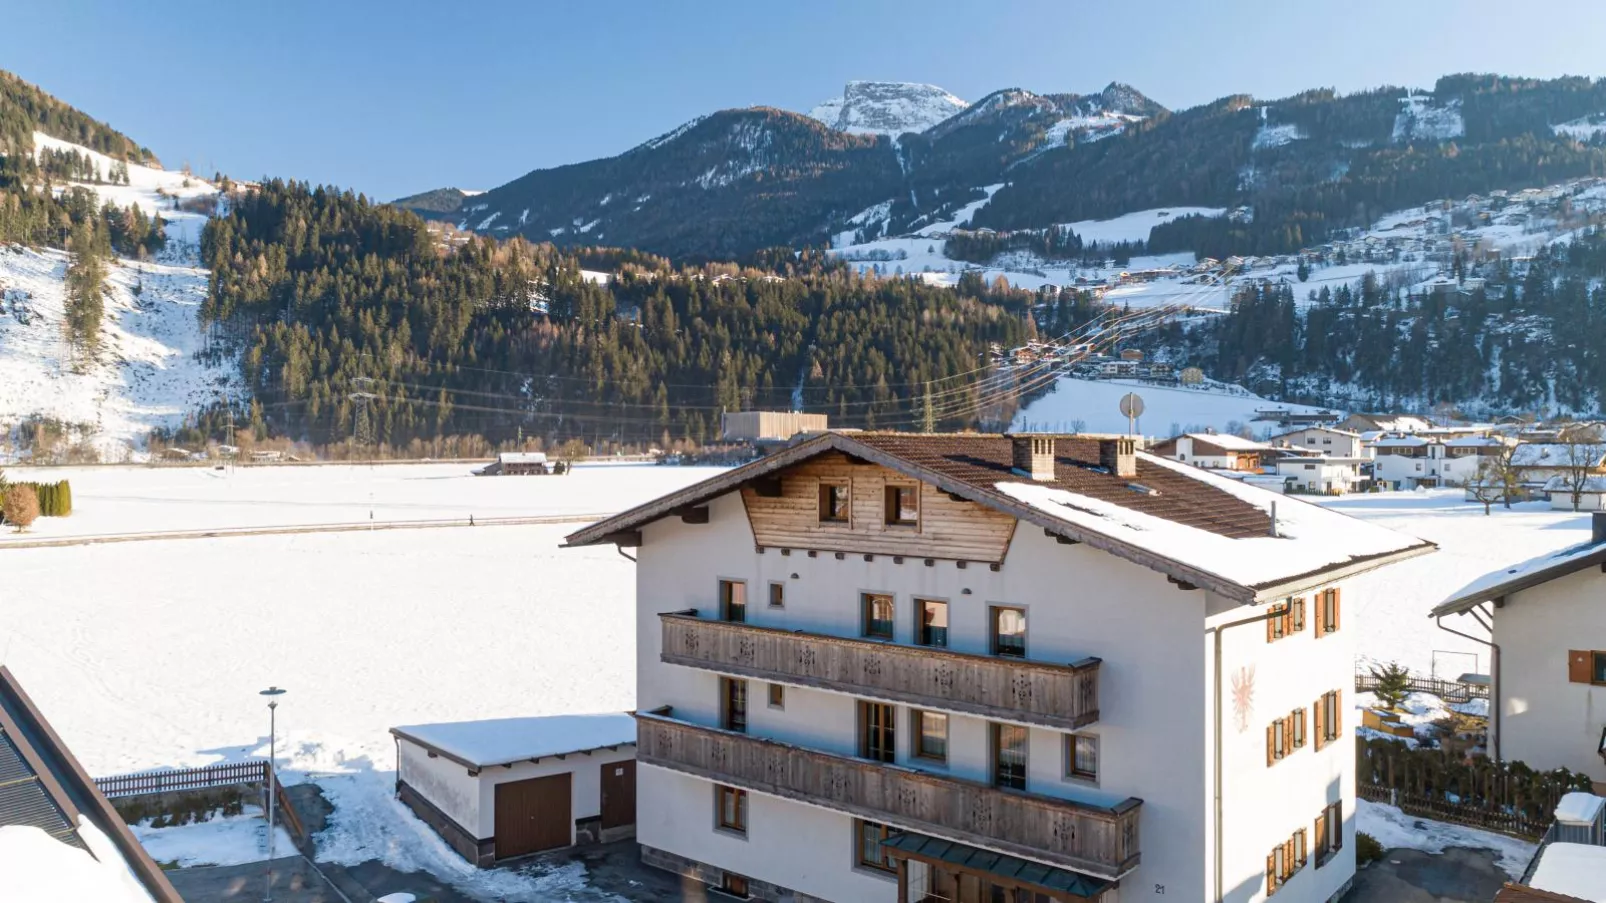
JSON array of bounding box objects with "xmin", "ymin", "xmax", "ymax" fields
[
  {"xmin": 1557, "ymin": 425, "xmax": 1605, "ymax": 512},
  {"xmin": 1469, "ymin": 446, "xmax": 1519, "ymax": 515}
]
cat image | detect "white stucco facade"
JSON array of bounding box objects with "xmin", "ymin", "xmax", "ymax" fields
[
  {"xmin": 1276, "ymin": 429, "xmax": 1368, "ymax": 459},
  {"xmin": 1490, "ymin": 566, "xmax": 1606, "ymax": 784},
  {"xmin": 633, "ymin": 488, "xmax": 1357, "ymax": 902},
  {"xmin": 1274, "ymin": 458, "xmax": 1365, "ymax": 495}
]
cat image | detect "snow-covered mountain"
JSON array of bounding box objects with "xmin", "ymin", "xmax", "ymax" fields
[
  {"xmin": 806, "ymin": 81, "xmax": 968, "ymax": 136},
  {"xmin": 0, "ymin": 132, "xmax": 234, "ymax": 460}
]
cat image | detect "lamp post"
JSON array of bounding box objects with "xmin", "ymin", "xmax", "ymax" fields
[{"xmin": 260, "ymin": 686, "xmax": 286, "ymax": 902}]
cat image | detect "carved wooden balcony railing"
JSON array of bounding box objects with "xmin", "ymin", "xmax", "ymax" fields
[
  {"xmin": 636, "ymin": 708, "xmax": 1141, "ymax": 879},
  {"xmin": 660, "ymin": 611, "xmax": 1100, "ymax": 730}
]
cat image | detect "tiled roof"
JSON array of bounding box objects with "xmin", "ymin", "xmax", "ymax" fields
[
  {"xmin": 850, "ymin": 433, "xmax": 1271, "ymax": 539},
  {"xmin": 1495, "ymin": 882, "xmax": 1592, "ymax": 902}
]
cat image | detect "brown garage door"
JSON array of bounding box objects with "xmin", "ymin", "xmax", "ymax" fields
[
  {"xmin": 494, "ymin": 773, "xmax": 571, "ymax": 859},
  {"xmin": 600, "ymin": 760, "xmax": 636, "ymax": 830}
]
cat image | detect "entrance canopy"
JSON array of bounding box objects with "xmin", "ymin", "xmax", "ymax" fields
[{"xmin": 882, "ymin": 831, "xmax": 1116, "ymax": 900}]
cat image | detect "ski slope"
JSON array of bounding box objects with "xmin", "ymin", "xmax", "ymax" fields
[{"xmin": 1011, "ymin": 377, "xmax": 1325, "ymax": 438}]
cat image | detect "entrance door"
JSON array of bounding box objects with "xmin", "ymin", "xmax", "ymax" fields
[
  {"xmin": 494, "ymin": 773, "xmax": 572, "ymax": 859},
  {"xmin": 600, "ymin": 760, "xmax": 637, "ymax": 830}
]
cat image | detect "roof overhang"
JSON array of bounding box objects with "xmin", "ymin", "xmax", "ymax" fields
[
  {"xmin": 1431, "ymin": 544, "xmax": 1606, "ymax": 618},
  {"xmin": 389, "ymin": 726, "xmax": 636, "ymax": 771}
]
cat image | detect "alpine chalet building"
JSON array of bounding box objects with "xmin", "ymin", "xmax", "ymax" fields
[{"xmin": 566, "ymin": 432, "xmax": 1432, "ymax": 902}]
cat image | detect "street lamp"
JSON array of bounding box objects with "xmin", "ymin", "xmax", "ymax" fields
[{"xmin": 260, "ymin": 686, "xmax": 287, "ymax": 903}]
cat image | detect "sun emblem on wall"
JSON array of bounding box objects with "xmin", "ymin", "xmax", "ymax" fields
[{"xmin": 1231, "ymin": 665, "xmax": 1256, "ymax": 733}]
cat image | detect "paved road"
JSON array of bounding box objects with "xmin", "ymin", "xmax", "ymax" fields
[
  {"xmin": 1344, "ymin": 847, "xmax": 1511, "ymax": 902},
  {"xmin": 166, "ymin": 857, "xmax": 347, "ymax": 903}
]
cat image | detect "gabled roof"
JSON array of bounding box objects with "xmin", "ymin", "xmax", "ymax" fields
[
  {"xmin": 391, "ymin": 713, "xmax": 636, "ymax": 770},
  {"xmin": 1154, "ymin": 432, "xmax": 1273, "ymax": 452},
  {"xmin": 565, "ymin": 432, "xmax": 1433, "ymax": 604},
  {"xmin": 0, "ymin": 666, "xmax": 181, "ymax": 902},
  {"xmin": 1511, "ymin": 443, "xmax": 1606, "ymax": 468},
  {"xmin": 1432, "ymin": 535, "xmax": 1606, "ymax": 617},
  {"xmin": 1268, "ymin": 426, "xmax": 1362, "ymax": 441}
]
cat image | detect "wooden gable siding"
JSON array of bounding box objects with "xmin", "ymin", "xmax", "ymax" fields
[{"xmin": 739, "ymin": 452, "xmax": 1017, "ymax": 562}]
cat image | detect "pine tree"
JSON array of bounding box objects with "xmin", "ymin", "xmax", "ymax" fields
[
  {"xmin": 1370, "ymin": 661, "xmax": 1412, "ymax": 711},
  {"xmin": 64, "ymin": 219, "xmax": 107, "ymax": 359}
]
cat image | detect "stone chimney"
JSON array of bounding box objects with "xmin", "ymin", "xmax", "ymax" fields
[
  {"xmin": 1009, "ymin": 435, "xmax": 1057, "ymax": 481},
  {"xmin": 1099, "ymin": 437, "xmax": 1138, "ymax": 478},
  {"xmin": 1595, "ymin": 511, "xmax": 1606, "ymax": 546}
]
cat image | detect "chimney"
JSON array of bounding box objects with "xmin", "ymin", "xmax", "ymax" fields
[
  {"xmin": 1009, "ymin": 435, "xmax": 1057, "ymax": 481},
  {"xmin": 1099, "ymin": 437, "xmax": 1138, "ymax": 478},
  {"xmin": 1595, "ymin": 511, "xmax": 1606, "ymax": 546}
]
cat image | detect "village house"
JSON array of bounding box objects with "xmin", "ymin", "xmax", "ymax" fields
[
  {"xmin": 1274, "ymin": 457, "xmax": 1369, "ymax": 496},
  {"xmin": 1368, "ymin": 434, "xmax": 1506, "ymax": 490},
  {"xmin": 566, "ymin": 431, "xmax": 1432, "ymax": 903},
  {"xmin": 1509, "ymin": 442, "xmax": 1606, "ymax": 496},
  {"xmin": 1149, "ymin": 432, "xmax": 1275, "ymax": 472},
  {"xmin": 1270, "ymin": 427, "xmax": 1369, "ymax": 460},
  {"xmin": 1431, "ymin": 514, "xmax": 1606, "ymax": 788}
]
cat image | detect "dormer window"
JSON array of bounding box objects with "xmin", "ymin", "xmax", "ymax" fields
[{"xmin": 818, "ymin": 482, "xmax": 850, "ymax": 523}]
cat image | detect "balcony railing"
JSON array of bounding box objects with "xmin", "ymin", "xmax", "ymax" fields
[
  {"xmin": 660, "ymin": 611, "xmax": 1100, "ymax": 730},
  {"xmin": 636, "ymin": 708, "xmax": 1141, "ymax": 879}
]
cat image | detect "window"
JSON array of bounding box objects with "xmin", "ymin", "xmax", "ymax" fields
[
  {"xmin": 1303, "ymin": 463, "xmax": 1315, "ymax": 471},
  {"xmin": 1290, "ymin": 597, "xmax": 1306, "ymax": 633},
  {"xmin": 715, "ymin": 785, "xmax": 747, "ymax": 834},
  {"xmin": 767, "ymin": 582, "xmax": 784, "ymax": 608},
  {"xmin": 818, "ymin": 482, "xmax": 850, "ymax": 523},
  {"xmin": 1267, "ymin": 716, "xmax": 1288, "ymax": 764},
  {"xmin": 860, "ymin": 701, "xmax": 896, "ymax": 762},
  {"xmin": 992, "ymin": 723, "xmax": 1028, "ymax": 790},
  {"xmin": 1313, "ymin": 690, "xmax": 1342, "ymax": 750},
  {"xmin": 767, "ymin": 683, "xmax": 784, "ymax": 709},
  {"xmin": 1292, "ymin": 707, "xmax": 1307, "ymax": 749},
  {"xmin": 884, "ymin": 485, "xmax": 919, "ymax": 526},
  {"xmin": 720, "ymin": 873, "xmax": 750, "ymax": 897},
  {"xmin": 1267, "ymin": 598, "xmax": 1306, "ymax": 642},
  {"xmin": 991, "ymin": 607, "xmax": 1027, "ymax": 658},
  {"xmin": 1593, "ymin": 651, "xmax": 1606, "ymax": 683},
  {"xmin": 916, "ymin": 599, "xmax": 948, "ymax": 647},
  {"xmin": 719, "ymin": 580, "xmax": 747, "ymax": 623},
  {"xmin": 1314, "ymin": 802, "xmax": 1343, "ymax": 865},
  {"xmin": 862, "ymin": 593, "xmax": 895, "ymax": 640},
  {"xmin": 1566, "ymin": 651, "xmax": 1606, "ymax": 685},
  {"xmin": 721, "ymin": 678, "xmax": 748, "ymax": 734},
  {"xmin": 913, "ymin": 710, "xmax": 948, "ymax": 763},
  {"xmin": 855, "ymin": 820, "xmax": 897, "ymax": 874},
  {"xmin": 1266, "ymin": 828, "xmax": 1308, "ymax": 894},
  {"xmin": 1066, "ymin": 734, "xmax": 1098, "ymax": 782},
  {"xmin": 1313, "ymin": 589, "xmax": 1340, "ymax": 636}
]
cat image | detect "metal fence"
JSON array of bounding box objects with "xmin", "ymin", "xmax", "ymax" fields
[{"xmin": 93, "ymin": 760, "xmax": 269, "ymax": 799}]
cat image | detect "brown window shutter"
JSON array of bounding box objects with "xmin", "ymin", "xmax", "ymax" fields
[
  {"xmin": 1266, "ymin": 723, "xmax": 1276, "ymax": 766},
  {"xmin": 1266, "ymin": 853, "xmax": 1277, "ymax": 894},
  {"xmin": 1314, "ymin": 814, "xmax": 1326, "ymax": 861},
  {"xmin": 1332, "ymin": 588, "xmax": 1341, "ymax": 632},
  {"xmin": 1267, "ymin": 615, "xmax": 1276, "ymax": 643},
  {"xmin": 1313, "ymin": 595, "xmax": 1326, "ymax": 635},
  {"xmin": 1283, "ymin": 717, "xmax": 1294, "ymax": 757},
  {"xmin": 1334, "ymin": 690, "xmax": 1342, "ymax": 735},
  {"xmin": 1570, "ymin": 650, "xmax": 1593, "ymax": 683},
  {"xmin": 1282, "ymin": 605, "xmax": 1293, "ymax": 637},
  {"xmin": 1313, "ymin": 698, "xmax": 1326, "ymax": 751},
  {"xmin": 1284, "ymin": 838, "xmax": 1295, "ymax": 877}
]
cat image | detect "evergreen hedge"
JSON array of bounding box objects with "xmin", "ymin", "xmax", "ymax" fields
[{"xmin": 9, "ymin": 480, "xmax": 72, "ymax": 517}]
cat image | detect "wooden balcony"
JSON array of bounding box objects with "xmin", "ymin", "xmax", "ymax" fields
[
  {"xmin": 659, "ymin": 611, "xmax": 1100, "ymax": 730},
  {"xmin": 636, "ymin": 709, "xmax": 1141, "ymax": 880}
]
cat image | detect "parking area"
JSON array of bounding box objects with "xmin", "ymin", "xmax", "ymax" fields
[{"xmin": 1343, "ymin": 846, "xmax": 1512, "ymax": 903}]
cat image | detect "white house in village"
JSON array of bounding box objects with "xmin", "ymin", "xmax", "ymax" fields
[
  {"xmin": 392, "ymin": 714, "xmax": 637, "ymax": 865},
  {"xmin": 566, "ymin": 431, "xmax": 1432, "ymax": 903},
  {"xmin": 1274, "ymin": 457, "xmax": 1369, "ymax": 495},
  {"xmin": 1543, "ymin": 475, "xmax": 1606, "ymax": 511},
  {"xmin": 1149, "ymin": 433, "xmax": 1275, "ymax": 472},
  {"xmin": 1510, "ymin": 442, "xmax": 1606, "ymax": 495},
  {"xmin": 1431, "ymin": 513, "xmax": 1606, "ymax": 788},
  {"xmin": 1369, "ymin": 435, "xmax": 1507, "ymax": 489},
  {"xmin": 1271, "ymin": 428, "xmax": 1370, "ymax": 460}
]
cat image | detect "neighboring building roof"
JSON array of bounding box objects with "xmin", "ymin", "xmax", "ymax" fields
[
  {"xmin": 1554, "ymin": 793, "xmax": 1606, "ymax": 826},
  {"xmin": 1432, "ymin": 534, "xmax": 1606, "ymax": 617},
  {"xmin": 391, "ymin": 713, "xmax": 636, "ymax": 770},
  {"xmin": 565, "ymin": 432, "xmax": 1433, "ymax": 604},
  {"xmin": 1511, "ymin": 443, "xmax": 1606, "ymax": 468},
  {"xmin": 1527, "ymin": 842, "xmax": 1606, "ymax": 902},
  {"xmin": 1542, "ymin": 475, "xmax": 1606, "ymax": 494},
  {"xmin": 1274, "ymin": 457, "xmax": 1368, "ymax": 466},
  {"xmin": 1269, "ymin": 426, "xmax": 1362, "ymax": 441},
  {"xmin": 1495, "ymin": 881, "xmax": 1594, "ymax": 903},
  {"xmin": 1370, "ymin": 436, "xmax": 1432, "ymax": 449},
  {"xmin": 497, "ymin": 451, "xmax": 548, "ymax": 464},
  {"xmin": 0, "ymin": 666, "xmax": 180, "ymax": 902},
  {"xmin": 1164, "ymin": 432, "xmax": 1273, "ymax": 452},
  {"xmin": 1445, "ymin": 436, "xmax": 1507, "ymax": 448}
]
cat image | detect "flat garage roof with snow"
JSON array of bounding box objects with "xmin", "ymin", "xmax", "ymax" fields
[
  {"xmin": 1528, "ymin": 842, "xmax": 1606, "ymax": 901},
  {"xmin": 391, "ymin": 713, "xmax": 636, "ymax": 769}
]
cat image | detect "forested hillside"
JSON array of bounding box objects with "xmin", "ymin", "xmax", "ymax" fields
[
  {"xmin": 1193, "ymin": 228, "xmax": 1606, "ymax": 415},
  {"xmin": 196, "ymin": 181, "xmax": 1032, "ymax": 449}
]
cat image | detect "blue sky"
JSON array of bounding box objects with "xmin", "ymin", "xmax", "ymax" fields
[{"xmin": 10, "ymin": 1, "xmax": 1606, "ymax": 201}]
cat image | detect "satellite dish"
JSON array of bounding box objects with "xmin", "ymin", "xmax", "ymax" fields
[{"xmin": 1119, "ymin": 392, "xmax": 1145, "ymax": 418}]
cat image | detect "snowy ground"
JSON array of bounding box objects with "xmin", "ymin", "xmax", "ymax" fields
[
  {"xmin": 130, "ymin": 805, "xmax": 296, "ymax": 868},
  {"xmin": 0, "ymin": 462, "xmax": 721, "ymax": 542},
  {"xmin": 1012, "ymin": 377, "xmax": 1324, "ymax": 438},
  {"xmin": 1357, "ymin": 799, "xmax": 1535, "ymax": 879}
]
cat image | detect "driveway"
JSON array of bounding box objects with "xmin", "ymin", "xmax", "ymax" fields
[{"xmin": 1344, "ymin": 846, "xmax": 1512, "ymax": 902}]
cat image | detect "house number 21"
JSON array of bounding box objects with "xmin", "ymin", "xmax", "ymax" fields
[{"xmin": 1154, "ymin": 885, "xmax": 1165, "ymax": 895}]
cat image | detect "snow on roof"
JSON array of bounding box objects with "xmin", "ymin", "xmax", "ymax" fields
[
  {"xmin": 497, "ymin": 452, "xmax": 548, "ymax": 464},
  {"xmin": 1180, "ymin": 433, "xmax": 1271, "ymax": 451},
  {"xmin": 1529, "ymin": 842, "xmax": 1606, "ymax": 901},
  {"xmin": 0, "ymin": 823, "xmax": 155, "ymax": 903},
  {"xmin": 1371, "ymin": 436, "xmax": 1431, "ymax": 448},
  {"xmin": 1512, "ymin": 443, "xmax": 1606, "ymax": 467},
  {"xmin": 1542, "ymin": 474, "xmax": 1606, "ymax": 493},
  {"xmin": 391, "ymin": 713, "xmax": 635, "ymax": 768},
  {"xmin": 1271, "ymin": 426, "xmax": 1362, "ymax": 440},
  {"xmin": 1444, "ymin": 436, "xmax": 1505, "ymax": 448},
  {"xmin": 1434, "ymin": 536, "xmax": 1606, "ymax": 616},
  {"xmin": 996, "ymin": 454, "xmax": 1432, "ymax": 590},
  {"xmin": 1555, "ymin": 792, "xmax": 1606, "ymax": 826}
]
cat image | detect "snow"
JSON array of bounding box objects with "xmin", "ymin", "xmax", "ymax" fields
[
  {"xmin": 129, "ymin": 805, "xmax": 296, "ymax": 867},
  {"xmin": 1356, "ymin": 799, "xmax": 1536, "ymax": 878},
  {"xmin": 1171, "ymin": 432, "xmax": 1273, "ymax": 451},
  {"xmin": 1511, "ymin": 442, "xmax": 1606, "ymax": 467},
  {"xmin": 1012, "ymin": 377, "xmax": 1325, "ymax": 437},
  {"xmin": 393, "ymin": 713, "xmax": 635, "ymax": 766},
  {"xmin": 1554, "ymin": 792, "xmax": 1606, "ymax": 826},
  {"xmin": 1253, "ymin": 122, "xmax": 1306, "ymax": 151},
  {"xmin": 0, "ymin": 823, "xmax": 154, "ymax": 903},
  {"xmin": 579, "ymin": 269, "xmax": 612, "ymax": 285},
  {"xmin": 1554, "ymin": 114, "xmax": 1606, "ymax": 141},
  {"xmin": 914, "ymin": 184, "xmax": 1005, "ymax": 237},
  {"xmin": 30, "ymin": 132, "xmax": 217, "ymax": 251},
  {"xmin": 806, "ymin": 81, "xmax": 968, "ymax": 136},
  {"xmin": 1530, "ymin": 843, "xmax": 1606, "ymax": 900},
  {"xmin": 995, "ymin": 455, "xmax": 1429, "ymax": 590},
  {"xmin": 476, "ymin": 211, "xmax": 500, "ymax": 230},
  {"xmin": 1438, "ymin": 534, "xmax": 1606, "ymax": 613},
  {"xmin": 1393, "ymin": 94, "xmax": 1465, "ymax": 143},
  {"xmin": 1058, "ymin": 207, "xmax": 1228, "ymax": 245},
  {"xmin": 635, "ymin": 115, "xmax": 707, "ymax": 152}
]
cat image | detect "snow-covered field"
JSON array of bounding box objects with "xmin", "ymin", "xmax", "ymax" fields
[
  {"xmin": 0, "ymin": 133, "xmax": 232, "ymax": 460},
  {"xmin": 1012, "ymin": 376, "xmax": 1324, "ymax": 437},
  {"xmin": 130, "ymin": 805, "xmax": 296, "ymax": 868},
  {"xmin": 0, "ymin": 464, "xmax": 1587, "ymax": 897}
]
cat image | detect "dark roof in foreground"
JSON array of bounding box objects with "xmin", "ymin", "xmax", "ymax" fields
[
  {"xmin": 0, "ymin": 665, "xmax": 182, "ymax": 902},
  {"xmin": 1431, "ymin": 537, "xmax": 1606, "ymax": 618},
  {"xmin": 566, "ymin": 431, "xmax": 1434, "ymax": 604},
  {"xmin": 1494, "ymin": 883, "xmax": 1592, "ymax": 903}
]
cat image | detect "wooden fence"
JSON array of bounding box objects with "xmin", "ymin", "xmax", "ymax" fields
[
  {"xmin": 94, "ymin": 760, "xmax": 269, "ymax": 799},
  {"xmin": 1354, "ymin": 668, "xmax": 1488, "ymax": 702},
  {"xmin": 1358, "ymin": 783, "xmax": 1549, "ymax": 839}
]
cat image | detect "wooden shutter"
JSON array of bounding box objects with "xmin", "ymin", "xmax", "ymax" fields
[
  {"xmin": 1570, "ymin": 650, "xmax": 1593, "ymax": 683},
  {"xmin": 1334, "ymin": 690, "xmax": 1342, "ymax": 735},
  {"xmin": 1313, "ymin": 595, "xmax": 1326, "ymax": 635},
  {"xmin": 1331, "ymin": 588, "xmax": 1341, "ymax": 632},
  {"xmin": 1267, "ymin": 612, "xmax": 1276, "ymax": 643},
  {"xmin": 1313, "ymin": 698, "xmax": 1326, "ymax": 751},
  {"xmin": 1283, "ymin": 838, "xmax": 1295, "ymax": 877},
  {"xmin": 1283, "ymin": 717, "xmax": 1294, "ymax": 757},
  {"xmin": 1313, "ymin": 814, "xmax": 1327, "ymax": 862},
  {"xmin": 1266, "ymin": 723, "xmax": 1276, "ymax": 765},
  {"xmin": 1266, "ymin": 853, "xmax": 1277, "ymax": 894}
]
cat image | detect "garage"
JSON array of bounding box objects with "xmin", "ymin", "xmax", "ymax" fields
[{"xmin": 390, "ymin": 712, "xmax": 637, "ymax": 866}]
